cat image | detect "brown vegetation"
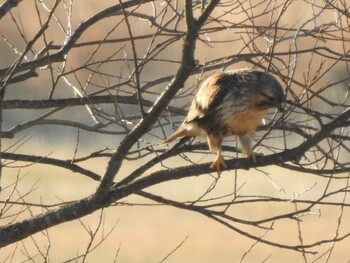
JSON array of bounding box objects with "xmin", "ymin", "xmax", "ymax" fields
[{"xmin": 0, "ymin": 0, "xmax": 350, "ymax": 261}]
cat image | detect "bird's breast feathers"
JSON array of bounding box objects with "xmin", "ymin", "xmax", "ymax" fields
[
  {"xmin": 221, "ymin": 108, "xmax": 267, "ymax": 135},
  {"xmin": 186, "ymin": 105, "xmax": 267, "ymax": 139}
]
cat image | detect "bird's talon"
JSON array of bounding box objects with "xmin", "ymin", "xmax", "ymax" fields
[
  {"xmin": 248, "ymin": 152, "xmax": 263, "ymax": 162},
  {"xmin": 210, "ymin": 157, "xmax": 227, "ymax": 173}
]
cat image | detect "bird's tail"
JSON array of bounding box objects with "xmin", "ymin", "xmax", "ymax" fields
[{"xmin": 163, "ymin": 126, "xmax": 188, "ymax": 144}]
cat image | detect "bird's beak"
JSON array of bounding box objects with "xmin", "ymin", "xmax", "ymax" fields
[{"xmin": 276, "ymin": 102, "xmax": 284, "ymax": 112}]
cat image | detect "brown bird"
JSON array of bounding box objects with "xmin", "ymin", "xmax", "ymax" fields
[{"xmin": 163, "ymin": 68, "xmax": 285, "ymax": 172}]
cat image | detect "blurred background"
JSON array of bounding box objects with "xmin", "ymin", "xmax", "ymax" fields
[{"xmin": 0, "ymin": 0, "xmax": 350, "ymax": 262}]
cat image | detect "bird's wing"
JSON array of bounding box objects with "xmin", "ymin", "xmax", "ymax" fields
[
  {"xmin": 186, "ymin": 73, "xmax": 244, "ymax": 123},
  {"xmin": 163, "ymin": 77, "xmax": 224, "ymax": 143}
]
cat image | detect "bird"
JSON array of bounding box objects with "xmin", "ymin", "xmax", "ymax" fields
[{"xmin": 163, "ymin": 68, "xmax": 285, "ymax": 172}]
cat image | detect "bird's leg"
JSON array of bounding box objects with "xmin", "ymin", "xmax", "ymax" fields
[
  {"xmin": 207, "ymin": 135, "xmax": 227, "ymax": 172},
  {"xmin": 238, "ymin": 134, "xmax": 262, "ymax": 162}
]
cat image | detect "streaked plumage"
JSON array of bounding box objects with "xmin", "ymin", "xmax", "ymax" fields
[{"xmin": 164, "ymin": 68, "xmax": 285, "ymax": 172}]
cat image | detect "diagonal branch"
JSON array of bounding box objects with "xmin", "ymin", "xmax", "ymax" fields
[
  {"xmin": 95, "ymin": 0, "xmax": 221, "ymax": 197},
  {"xmin": 0, "ymin": 0, "xmax": 23, "ymax": 20},
  {"xmin": 0, "ymin": 0, "xmax": 222, "ymax": 248},
  {"xmin": 1, "ymin": 152, "xmax": 101, "ymax": 181},
  {"xmin": 0, "ymin": 0, "xmax": 152, "ymax": 78}
]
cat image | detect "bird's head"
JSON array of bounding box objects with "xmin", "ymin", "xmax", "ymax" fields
[{"xmin": 254, "ymin": 72, "xmax": 285, "ymax": 112}]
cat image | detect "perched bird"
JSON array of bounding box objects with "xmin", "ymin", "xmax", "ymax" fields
[{"xmin": 163, "ymin": 68, "xmax": 285, "ymax": 172}]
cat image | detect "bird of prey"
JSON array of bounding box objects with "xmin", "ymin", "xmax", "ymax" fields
[{"xmin": 163, "ymin": 68, "xmax": 284, "ymax": 172}]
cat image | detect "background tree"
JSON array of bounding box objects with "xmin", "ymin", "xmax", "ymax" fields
[{"xmin": 0, "ymin": 0, "xmax": 350, "ymax": 261}]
